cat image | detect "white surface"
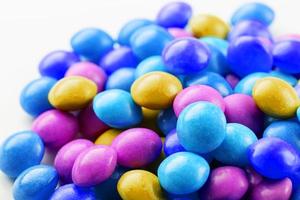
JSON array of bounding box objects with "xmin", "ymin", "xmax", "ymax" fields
[{"xmin": 0, "ymin": 0, "xmax": 300, "ymax": 199}]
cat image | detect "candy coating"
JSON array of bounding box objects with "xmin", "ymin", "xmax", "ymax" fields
[
  {"xmin": 106, "ymin": 67, "xmax": 135, "ymax": 91},
  {"xmin": 50, "ymin": 184, "xmax": 96, "ymax": 200},
  {"xmin": 95, "ymin": 129, "xmax": 122, "ymax": 146},
  {"xmin": 135, "ymin": 56, "xmax": 167, "ymax": 79}
]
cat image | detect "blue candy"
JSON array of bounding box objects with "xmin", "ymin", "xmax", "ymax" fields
[
  {"xmin": 93, "ymin": 89, "xmax": 142, "ymax": 128},
  {"xmin": 39, "ymin": 50, "xmax": 79, "ymax": 79},
  {"xmin": 13, "ymin": 165, "xmax": 58, "ymax": 200},
  {"xmin": 135, "ymin": 56, "xmax": 167, "ymax": 79},
  {"xmin": 0, "ymin": 131, "xmax": 44, "ymax": 178},
  {"xmin": 71, "ymin": 28, "xmax": 114, "ymax": 62},
  {"xmin": 164, "ymin": 130, "xmax": 185, "ymax": 156},
  {"xmin": 158, "ymin": 152, "xmax": 210, "ymax": 195},
  {"xmin": 105, "ymin": 68, "xmax": 135, "ymax": 91},
  {"xmin": 292, "ymin": 185, "xmax": 300, "ymax": 200},
  {"xmin": 167, "ymin": 192, "xmax": 200, "ymax": 200},
  {"xmin": 50, "ymin": 184, "xmax": 96, "ymax": 200},
  {"xmin": 213, "ymin": 123, "xmax": 258, "ymax": 166},
  {"xmin": 269, "ymin": 71, "xmax": 297, "ymax": 86},
  {"xmin": 20, "ymin": 77, "xmax": 56, "ymax": 117},
  {"xmin": 234, "ymin": 72, "xmax": 268, "ymax": 95},
  {"xmin": 200, "ymin": 37, "xmax": 229, "ymax": 56},
  {"xmin": 297, "ymin": 107, "xmax": 300, "ymax": 122},
  {"xmin": 157, "ymin": 107, "xmax": 177, "ymax": 135}
]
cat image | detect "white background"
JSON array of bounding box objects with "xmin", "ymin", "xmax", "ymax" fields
[{"xmin": 0, "ymin": 0, "xmax": 299, "ymax": 199}]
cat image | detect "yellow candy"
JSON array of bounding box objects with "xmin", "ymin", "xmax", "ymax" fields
[
  {"xmin": 189, "ymin": 14, "xmax": 229, "ymax": 38},
  {"xmin": 131, "ymin": 72, "xmax": 182, "ymax": 110},
  {"xmin": 117, "ymin": 170, "xmax": 165, "ymax": 200},
  {"xmin": 253, "ymin": 77, "xmax": 300, "ymax": 118},
  {"xmin": 94, "ymin": 129, "xmax": 122, "ymax": 145},
  {"xmin": 49, "ymin": 76, "xmax": 97, "ymax": 111}
]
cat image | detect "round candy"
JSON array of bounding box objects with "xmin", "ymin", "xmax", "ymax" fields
[
  {"xmin": 199, "ymin": 166, "xmax": 249, "ymax": 200},
  {"xmin": 65, "ymin": 61, "xmax": 107, "ymax": 92},
  {"xmin": 157, "ymin": 107, "xmax": 177, "ymax": 135},
  {"xmin": 248, "ymin": 137, "xmax": 299, "ymax": 179},
  {"xmin": 32, "ymin": 109, "xmax": 78, "ymax": 149},
  {"xmin": 231, "ymin": 2, "xmax": 275, "ymax": 26},
  {"xmin": 269, "ymin": 71, "xmax": 297, "ymax": 86},
  {"xmin": 173, "ymin": 85, "xmax": 225, "ymax": 117},
  {"xmin": 130, "ymin": 25, "xmax": 173, "ymax": 60},
  {"xmin": 100, "ymin": 47, "xmax": 139, "ymax": 75},
  {"xmin": 135, "ymin": 56, "xmax": 167, "ymax": 79},
  {"xmin": 93, "ymin": 89, "xmax": 142, "ymax": 128},
  {"xmin": 105, "ymin": 67, "xmax": 135, "ymax": 91},
  {"xmin": 224, "ymin": 94, "xmax": 264, "ymax": 134},
  {"xmin": 117, "ymin": 170, "xmax": 165, "ymax": 200},
  {"xmin": 213, "ymin": 123, "xmax": 258, "ymax": 166},
  {"xmin": 111, "ymin": 128, "xmax": 162, "ymax": 168},
  {"xmin": 164, "ymin": 130, "xmax": 185, "ymax": 156},
  {"xmin": 226, "ymin": 74, "xmax": 240, "ymax": 88},
  {"xmin": 50, "ymin": 184, "xmax": 96, "ymax": 200},
  {"xmin": 189, "ymin": 14, "xmax": 229, "ymax": 38},
  {"xmin": 167, "ymin": 192, "xmax": 200, "ymax": 200},
  {"xmin": 71, "ymin": 28, "xmax": 114, "ymax": 62},
  {"xmin": 0, "ymin": 131, "xmax": 44, "ymax": 178},
  {"xmin": 117, "ymin": 19, "xmax": 154, "ymax": 46},
  {"xmin": 131, "ymin": 72, "xmax": 182, "ymax": 109},
  {"xmin": 156, "ymin": 1, "xmax": 192, "ymax": 28},
  {"xmin": 227, "ymin": 36, "xmax": 273, "ymax": 77},
  {"xmin": 292, "ymin": 186, "xmax": 300, "ymax": 200},
  {"xmin": 158, "ymin": 152, "xmax": 210, "ymax": 195},
  {"xmin": 54, "ymin": 139, "xmax": 94, "ymax": 183},
  {"xmin": 168, "ymin": 28, "xmax": 193, "ymax": 38},
  {"xmin": 200, "ymin": 37, "xmax": 229, "ymax": 56},
  {"xmin": 234, "ymin": 72, "xmax": 269, "ymax": 95},
  {"xmin": 13, "ymin": 165, "xmax": 59, "ymax": 200},
  {"xmin": 139, "ymin": 108, "xmax": 161, "ymax": 133},
  {"xmin": 253, "ymin": 77, "xmax": 299, "ymax": 118},
  {"xmin": 72, "ymin": 145, "xmax": 117, "ymax": 187},
  {"xmin": 20, "ymin": 77, "xmax": 56, "ymax": 116},
  {"xmin": 95, "ymin": 129, "xmax": 122, "ymax": 146},
  {"xmin": 49, "ymin": 76, "xmax": 97, "ymax": 111},
  {"xmin": 177, "ymin": 102, "xmax": 226, "ymax": 154},
  {"xmin": 39, "ymin": 50, "xmax": 80, "ymax": 79},
  {"xmin": 245, "ymin": 167, "xmax": 263, "ymax": 187},
  {"xmin": 163, "ymin": 38, "xmax": 210, "ymax": 74}
]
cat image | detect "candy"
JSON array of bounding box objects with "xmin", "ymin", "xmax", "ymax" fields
[
  {"xmin": 269, "ymin": 71, "xmax": 297, "ymax": 86},
  {"xmin": 226, "ymin": 74, "xmax": 240, "ymax": 88},
  {"xmin": 163, "ymin": 38, "xmax": 210, "ymax": 74},
  {"xmin": 111, "ymin": 128, "xmax": 162, "ymax": 168},
  {"xmin": 20, "ymin": 77, "xmax": 56, "ymax": 116},
  {"xmin": 131, "ymin": 72, "xmax": 182, "ymax": 109},
  {"xmin": 95, "ymin": 129, "xmax": 122, "ymax": 145},
  {"xmin": 156, "ymin": 1, "xmax": 192, "ymax": 28},
  {"xmin": 105, "ymin": 67, "xmax": 135, "ymax": 91},
  {"xmin": 39, "ymin": 50, "xmax": 80, "ymax": 79},
  {"xmin": 168, "ymin": 28, "xmax": 192, "ymax": 38},
  {"xmin": 213, "ymin": 123, "xmax": 258, "ymax": 166},
  {"xmin": 135, "ymin": 56, "xmax": 167, "ymax": 79},
  {"xmin": 158, "ymin": 152, "xmax": 210, "ymax": 194},
  {"xmin": 13, "ymin": 165, "xmax": 58, "ymax": 200},
  {"xmin": 200, "ymin": 37, "xmax": 229, "ymax": 56},
  {"xmin": 253, "ymin": 77, "xmax": 300, "ymax": 118},
  {"xmin": 0, "ymin": 131, "xmax": 44, "ymax": 178},
  {"xmin": 177, "ymin": 102, "xmax": 226, "ymax": 154},
  {"xmin": 50, "ymin": 184, "xmax": 96, "ymax": 200},
  {"xmin": 117, "ymin": 170, "xmax": 165, "ymax": 200},
  {"xmin": 65, "ymin": 61, "xmax": 107, "ymax": 92},
  {"xmin": 72, "ymin": 145, "xmax": 117, "ymax": 187},
  {"xmin": 189, "ymin": 14, "xmax": 229, "ymax": 39},
  {"xmin": 49, "ymin": 76, "xmax": 97, "ymax": 111},
  {"xmin": 93, "ymin": 89, "xmax": 142, "ymax": 128},
  {"xmin": 32, "ymin": 109, "xmax": 78, "ymax": 149},
  {"xmin": 71, "ymin": 28, "xmax": 114, "ymax": 62},
  {"xmin": 163, "ymin": 130, "xmax": 185, "ymax": 156},
  {"xmin": 234, "ymin": 72, "xmax": 269, "ymax": 95},
  {"xmin": 139, "ymin": 107, "xmax": 161, "ymax": 133},
  {"xmin": 54, "ymin": 139, "xmax": 94, "ymax": 183},
  {"xmin": 157, "ymin": 107, "xmax": 177, "ymax": 135}
]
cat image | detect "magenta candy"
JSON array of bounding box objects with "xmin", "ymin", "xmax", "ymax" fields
[
  {"xmin": 224, "ymin": 94, "xmax": 264, "ymax": 135},
  {"xmin": 65, "ymin": 61, "xmax": 107, "ymax": 92},
  {"xmin": 199, "ymin": 166, "xmax": 249, "ymax": 200},
  {"xmin": 173, "ymin": 85, "xmax": 225, "ymax": 117},
  {"xmin": 250, "ymin": 178, "xmax": 292, "ymax": 200},
  {"xmin": 111, "ymin": 128, "xmax": 162, "ymax": 168},
  {"xmin": 54, "ymin": 139, "xmax": 93, "ymax": 183},
  {"xmin": 168, "ymin": 28, "xmax": 193, "ymax": 38},
  {"xmin": 32, "ymin": 109, "xmax": 79, "ymax": 150},
  {"xmin": 78, "ymin": 104, "xmax": 109, "ymax": 140},
  {"xmin": 72, "ymin": 145, "xmax": 117, "ymax": 187},
  {"xmin": 245, "ymin": 167, "xmax": 263, "ymax": 187},
  {"xmin": 226, "ymin": 74, "xmax": 240, "ymax": 88}
]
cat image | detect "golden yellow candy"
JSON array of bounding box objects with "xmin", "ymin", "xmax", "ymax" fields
[
  {"xmin": 142, "ymin": 107, "xmax": 160, "ymax": 119},
  {"xmin": 117, "ymin": 170, "xmax": 165, "ymax": 200},
  {"xmin": 131, "ymin": 72, "xmax": 182, "ymax": 110},
  {"xmin": 49, "ymin": 76, "xmax": 97, "ymax": 111},
  {"xmin": 253, "ymin": 77, "xmax": 300, "ymax": 118},
  {"xmin": 94, "ymin": 129, "xmax": 122, "ymax": 145},
  {"xmin": 189, "ymin": 14, "xmax": 229, "ymax": 38}
]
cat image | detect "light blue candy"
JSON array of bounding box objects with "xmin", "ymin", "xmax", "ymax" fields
[
  {"xmin": 135, "ymin": 56, "xmax": 167, "ymax": 79},
  {"xmin": 0, "ymin": 131, "xmax": 44, "ymax": 178},
  {"xmin": 13, "ymin": 165, "xmax": 58, "ymax": 200},
  {"xmin": 269, "ymin": 71, "xmax": 297, "ymax": 86},
  {"xmin": 297, "ymin": 107, "xmax": 300, "ymax": 122},
  {"xmin": 200, "ymin": 37, "xmax": 229, "ymax": 56},
  {"xmin": 213, "ymin": 123, "xmax": 258, "ymax": 166},
  {"xmin": 157, "ymin": 107, "xmax": 177, "ymax": 135},
  {"xmin": 158, "ymin": 152, "xmax": 210, "ymax": 195},
  {"xmin": 106, "ymin": 68, "xmax": 135, "ymax": 91},
  {"xmin": 234, "ymin": 72, "xmax": 268, "ymax": 95}
]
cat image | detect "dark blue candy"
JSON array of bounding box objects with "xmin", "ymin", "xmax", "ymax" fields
[
  {"xmin": 50, "ymin": 184, "xmax": 96, "ymax": 200},
  {"xmin": 292, "ymin": 185, "xmax": 300, "ymax": 200},
  {"xmin": 157, "ymin": 107, "xmax": 177, "ymax": 135},
  {"xmin": 105, "ymin": 68, "xmax": 135, "ymax": 91},
  {"xmin": 39, "ymin": 50, "xmax": 79, "ymax": 79},
  {"xmin": 164, "ymin": 130, "xmax": 185, "ymax": 156},
  {"xmin": 167, "ymin": 192, "xmax": 200, "ymax": 200}
]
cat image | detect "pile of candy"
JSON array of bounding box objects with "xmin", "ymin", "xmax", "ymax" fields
[{"xmin": 1, "ymin": 1, "xmax": 300, "ymax": 200}]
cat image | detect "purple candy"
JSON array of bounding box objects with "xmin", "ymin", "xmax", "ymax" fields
[
  {"xmin": 168, "ymin": 28, "xmax": 193, "ymax": 38},
  {"xmin": 65, "ymin": 61, "xmax": 107, "ymax": 92},
  {"xmin": 226, "ymin": 74, "xmax": 240, "ymax": 88},
  {"xmin": 32, "ymin": 109, "xmax": 79, "ymax": 150},
  {"xmin": 54, "ymin": 139, "xmax": 94, "ymax": 183},
  {"xmin": 173, "ymin": 85, "xmax": 225, "ymax": 117},
  {"xmin": 224, "ymin": 94, "xmax": 264, "ymax": 135},
  {"xmin": 72, "ymin": 145, "xmax": 117, "ymax": 187},
  {"xmin": 111, "ymin": 128, "xmax": 162, "ymax": 168}
]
